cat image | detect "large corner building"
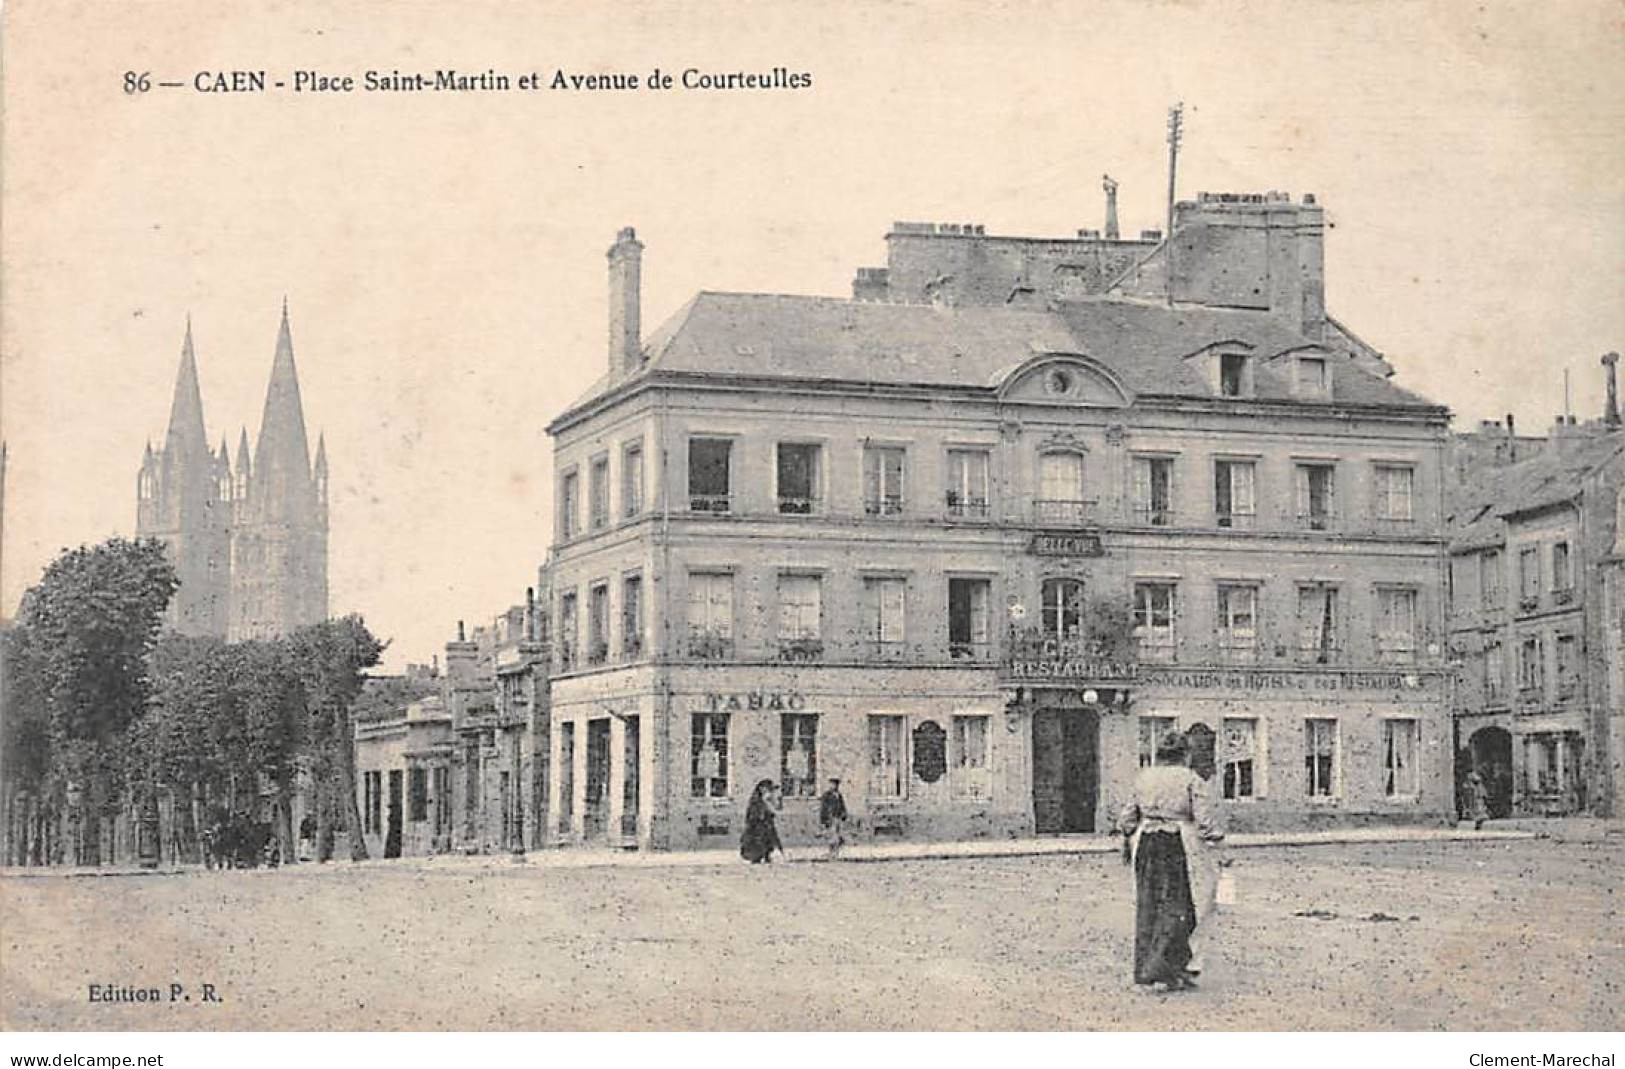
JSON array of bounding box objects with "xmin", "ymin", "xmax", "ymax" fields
[
  {"xmin": 136, "ymin": 304, "xmax": 329, "ymax": 641},
  {"xmin": 545, "ymin": 191, "xmax": 1456, "ymax": 851}
]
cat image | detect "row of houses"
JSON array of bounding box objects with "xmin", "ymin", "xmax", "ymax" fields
[{"xmin": 354, "ymin": 185, "xmax": 1622, "ymax": 856}]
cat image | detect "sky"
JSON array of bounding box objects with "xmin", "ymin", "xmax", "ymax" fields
[{"xmin": 3, "ymin": 0, "xmax": 1623, "ymax": 670}]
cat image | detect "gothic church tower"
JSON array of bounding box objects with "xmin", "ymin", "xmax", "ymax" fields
[
  {"xmin": 228, "ymin": 302, "xmax": 329, "ymax": 640},
  {"xmin": 136, "ymin": 305, "xmax": 328, "ymax": 640},
  {"xmin": 136, "ymin": 321, "xmax": 232, "ymax": 635}
]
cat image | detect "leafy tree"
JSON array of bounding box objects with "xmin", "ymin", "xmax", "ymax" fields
[
  {"xmin": 129, "ymin": 634, "xmax": 234, "ymax": 861},
  {"xmin": 3, "ymin": 538, "xmax": 176, "ymax": 864},
  {"xmin": 286, "ymin": 616, "xmax": 385, "ymax": 861}
]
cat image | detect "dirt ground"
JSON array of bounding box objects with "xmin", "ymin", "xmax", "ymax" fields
[{"xmin": 2, "ymin": 836, "xmax": 1620, "ymax": 1031}]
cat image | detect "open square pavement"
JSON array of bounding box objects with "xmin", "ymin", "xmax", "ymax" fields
[{"xmin": 3, "ymin": 832, "xmax": 1621, "ymax": 1031}]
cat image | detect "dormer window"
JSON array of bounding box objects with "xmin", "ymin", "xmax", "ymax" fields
[
  {"xmin": 1219, "ymin": 353, "xmax": 1250, "ymax": 397},
  {"xmin": 1295, "ymin": 355, "xmax": 1330, "ymax": 398}
]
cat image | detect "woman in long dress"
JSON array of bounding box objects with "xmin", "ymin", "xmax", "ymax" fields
[
  {"xmin": 740, "ymin": 779, "xmax": 784, "ymax": 864},
  {"xmin": 1117, "ymin": 731, "xmax": 1224, "ymax": 991}
]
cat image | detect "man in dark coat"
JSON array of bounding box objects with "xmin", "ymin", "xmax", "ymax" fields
[{"xmin": 818, "ymin": 778, "xmax": 848, "ymax": 859}]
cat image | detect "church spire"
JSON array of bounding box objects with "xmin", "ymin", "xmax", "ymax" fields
[
  {"xmin": 164, "ymin": 317, "xmax": 209, "ymax": 461},
  {"xmin": 252, "ymin": 300, "xmax": 314, "ymax": 518}
]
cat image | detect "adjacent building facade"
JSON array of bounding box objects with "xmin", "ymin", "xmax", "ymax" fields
[
  {"xmin": 353, "ymin": 576, "xmax": 551, "ymax": 858},
  {"xmin": 1447, "ymin": 394, "xmax": 1625, "ymax": 819},
  {"xmin": 135, "ymin": 304, "xmax": 328, "ymax": 641},
  {"xmin": 545, "ymin": 190, "xmax": 1456, "ymax": 852}
]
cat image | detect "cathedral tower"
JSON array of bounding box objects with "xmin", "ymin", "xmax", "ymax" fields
[
  {"xmin": 228, "ymin": 301, "xmax": 329, "ymax": 640},
  {"xmin": 136, "ymin": 306, "xmax": 329, "ymax": 641},
  {"xmin": 136, "ymin": 321, "xmax": 232, "ymax": 635}
]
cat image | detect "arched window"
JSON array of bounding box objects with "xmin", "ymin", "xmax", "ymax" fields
[{"xmin": 138, "ymin": 470, "xmax": 155, "ymax": 501}]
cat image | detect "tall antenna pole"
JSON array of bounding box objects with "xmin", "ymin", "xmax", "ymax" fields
[
  {"xmin": 1564, "ymin": 368, "xmax": 1573, "ymax": 424},
  {"xmin": 1165, "ymin": 102, "xmax": 1184, "ymax": 307}
]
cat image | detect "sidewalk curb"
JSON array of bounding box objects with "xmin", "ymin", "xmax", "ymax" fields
[{"xmin": 0, "ymin": 827, "xmax": 1549, "ymax": 879}]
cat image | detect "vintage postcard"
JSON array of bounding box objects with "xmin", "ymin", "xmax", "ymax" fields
[{"xmin": 1, "ymin": 0, "xmax": 1622, "ymax": 1053}]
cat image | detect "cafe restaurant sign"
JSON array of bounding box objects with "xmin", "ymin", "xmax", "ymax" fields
[
  {"xmin": 1028, "ymin": 531, "xmax": 1104, "ymax": 557},
  {"xmin": 1003, "ymin": 635, "xmax": 1136, "ymax": 683}
]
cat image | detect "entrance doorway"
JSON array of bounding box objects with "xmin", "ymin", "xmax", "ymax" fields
[
  {"xmin": 1032, "ymin": 707, "xmax": 1099, "ymax": 833},
  {"xmin": 584, "ymin": 718, "xmax": 611, "ymax": 839},
  {"xmin": 1467, "ymin": 726, "xmax": 1514, "ymax": 818},
  {"xmin": 385, "ymin": 770, "xmax": 403, "ymax": 859},
  {"xmin": 622, "ymin": 716, "xmax": 641, "ymax": 840}
]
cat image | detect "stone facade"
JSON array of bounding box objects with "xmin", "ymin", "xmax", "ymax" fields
[
  {"xmin": 1447, "ymin": 409, "xmax": 1625, "ymax": 818},
  {"xmin": 353, "ymin": 575, "xmax": 551, "ymax": 857},
  {"xmin": 135, "ymin": 305, "xmax": 328, "ymax": 641},
  {"xmin": 544, "ymin": 193, "xmax": 1457, "ymax": 852}
]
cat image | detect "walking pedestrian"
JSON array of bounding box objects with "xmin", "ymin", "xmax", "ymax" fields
[
  {"xmin": 818, "ymin": 778, "xmax": 848, "ymax": 859},
  {"xmin": 740, "ymin": 779, "xmax": 785, "ymax": 864},
  {"xmin": 1117, "ymin": 731, "xmax": 1225, "ymax": 993},
  {"xmin": 1464, "ymin": 768, "xmax": 1491, "ymax": 830}
]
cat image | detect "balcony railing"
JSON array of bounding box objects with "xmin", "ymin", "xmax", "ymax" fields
[
  {"xmin": 622, "ymin": 635, "xmax": 644, "ymax": 663},
  {"xmin": 1135, "ymin": 636, "xmax": 1176, "ymax": 663},
  {"xmin": 1216, "ymin": 637, "xmax": 1259, "ymax": 663},
  {"xmin": 945, "ymin": 493, "xmax": 990, "ymax": 520},
  {"xmin": 865, "ymin": 494, "xmax": 905, "ymax": 517},
  {"xmin": 1295, "ymin": 641, "xmax": 1344, "ymax": 665},
  {"xmin": 776, "ymin": 637, "xmax": 825, "ymax": 663},
  {"xmin": 586, "ymin": 640, "xmax": 609, "ymax": 667},
  {"xmin": 686, "ymin": 630, "xmax": 735, "ymax": 660},
  {"xmin": 777, "ymin": 496, "xmax": 816, "ymax": 515},
  {"xmin": 1294, "ymin": 510, "xmax": 1337, "ymax": 532},
  {"xmin": 1376, "ymin": 642, "xmax": 1418, "ymax": 665},
  {"xmin": 1215, "ymin": 510, "xmax": 1256, "ymax": 530},
  {"xmin": 1553, "ymin": 587, "xmax": 1575, "ymax": 605},
  {"xmin": 1131, "ymin": 504, "xmax": 1173, "ymax": 527},
  {"xmin": 689, "ymin": 493, "xmax": 731, "ymax": 514},
  {"xmin": 949, "ymin": 639, "xmax": 992, "ymax": 662},
  {"xmin": 1033, "ymin": 499, "xmax": 1097, "ymax": 527},
  {"xmin": 865, "ymin": 639, "xmax": 909, "ymax": 663}
]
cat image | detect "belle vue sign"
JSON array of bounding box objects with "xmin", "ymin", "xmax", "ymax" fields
[{"xmin": 1027, "ymin": 532, "xmax": 1104, "ymax": 557}]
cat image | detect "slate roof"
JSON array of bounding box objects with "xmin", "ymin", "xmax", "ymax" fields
[
  {"xmin": 556, "ymin": 291, "xmax": 1445, "ymax": 423},
  {"xmin": 1446, "ymin": 432, "xmax": 1625, "ymax": 552}
]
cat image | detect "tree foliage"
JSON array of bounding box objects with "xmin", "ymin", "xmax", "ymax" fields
[
  {"xmin": 2, "ymin": 539, "xmax": 388, "ymax": 867},
  {"xmin": 4, "ymin": 538, "xmax": 177, "ymax": 809}
]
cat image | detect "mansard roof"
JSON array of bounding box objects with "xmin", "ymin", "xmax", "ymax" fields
[
  {"xmin": 1447, "ymin": 432, "xmax": 1625, "ymax": 551},
  {"xmin": 555, "ymin": 291, "xmax": 1444, "ymax": 426}
]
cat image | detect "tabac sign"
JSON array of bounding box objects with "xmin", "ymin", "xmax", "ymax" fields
[{"xmin": 1028, "ymin": 532, "xmax": 1104, "ymax": 557}]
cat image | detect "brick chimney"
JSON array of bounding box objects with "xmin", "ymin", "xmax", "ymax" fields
[
  {"xmin": 1168, "ymin": 192, "xmax": 1326, "ymax": 340},
  {"xmin": 1603, "ymin": 351, "xmax": 1620, "ymax": 428},
  {"xmin": 607, "ymin": 227, "xmax": 643, "ymax": 374}
]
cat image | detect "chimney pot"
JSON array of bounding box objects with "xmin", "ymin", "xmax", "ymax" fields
[
  {"xmin": 457, "ymin": 620, "xmax": 465, "ymax": 643},
  {"xmin": 1603, "ymin": 351, "xmax": 1621, "ymax": 427}
]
